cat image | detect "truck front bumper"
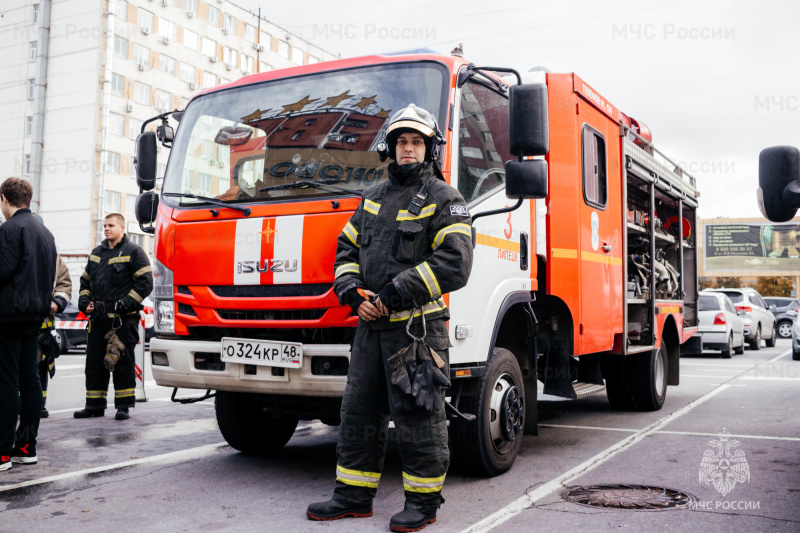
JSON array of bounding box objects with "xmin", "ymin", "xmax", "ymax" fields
[{"xmin": 149, "ymin": 338, "xmax": 349, "ymax": 396}]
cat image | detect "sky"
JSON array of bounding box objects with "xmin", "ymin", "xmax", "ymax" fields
[{"xmin": 233, "ymin": 0, "xmax": 799, "ymax": 220}]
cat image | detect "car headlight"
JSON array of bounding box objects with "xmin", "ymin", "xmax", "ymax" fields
[{"xmin": 153, "ymin": 258, "xmax": 174, "ymax": 334}]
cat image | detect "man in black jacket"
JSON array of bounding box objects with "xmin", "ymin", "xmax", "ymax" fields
[
  {"xmin": 0, "ymin": 178, "xmax": 57, "ymax": 471},
  {"xmin": 74, "ymin": 213, "xmax": 153, "ymax": 421}
]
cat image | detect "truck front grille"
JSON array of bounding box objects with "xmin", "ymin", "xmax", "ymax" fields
[
  {"xmin": 208, "ymin": 284, "xmax": 332, "ymax": 298},
  {"xmin": 217, "ymin": 309, "xmax": 325, "ymax": 321}
]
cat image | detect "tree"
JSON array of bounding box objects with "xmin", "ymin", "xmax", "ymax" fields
[
  {"xmin": 754, "ymin": 276, "xmax": 793, "ymax": 297},
  {"xmin": 698, "ymin": 277, "xmax": 714, "ymax": 291},
  {"xmin": 715, "ymin": 276, "xmax": 742, "ymax": 288}
]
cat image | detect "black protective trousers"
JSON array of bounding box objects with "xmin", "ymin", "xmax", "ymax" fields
[
  {"xmin": 0, "ymin": 321, "xmax": 42, "ymax": 455},
  {"xmin": 83, "ymin": 316, "xmax": 138, "ymax": 411},
  {"xmin": 333, "ymin": 319, "xmax": 450, "ymax": 511}
]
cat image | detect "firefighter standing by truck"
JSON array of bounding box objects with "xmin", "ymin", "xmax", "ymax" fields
[
  {"xmin": 38, "ymin": 254, "xmax": 72, "ymax": 418},
  {"xmin": 306, "ymin": 105, "xmax": 473, "ymax": 532},
  {"xmin": 74, "ymin": 213, "xmax": 153, "ymax": 421}
]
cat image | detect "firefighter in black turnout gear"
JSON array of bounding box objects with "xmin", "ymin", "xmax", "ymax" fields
[
  {"xmin": 75, "ymin": 214, "xmax": 153, "ymax": 421},
  {"xmin": 307, "ymin": 105, "xmax": 473, "ymax": 532}
]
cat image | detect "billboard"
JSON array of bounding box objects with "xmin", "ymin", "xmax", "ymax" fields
[{"xmin": 704, "ymin": 222, "xmax": 800, "ymax": 271}]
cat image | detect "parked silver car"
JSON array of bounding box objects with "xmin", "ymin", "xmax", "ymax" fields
[
  {"xmin": 698, "ymin": 291, "xmax": 745, "ymax": 358},
  {"xmin": 704, "ymin": 288, "xmax": 777, "ymax": 350}
]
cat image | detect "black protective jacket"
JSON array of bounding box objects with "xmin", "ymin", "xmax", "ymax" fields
[
  {"xmin": 78, "ymin": 235, "xmax": 153, "ymax": 316},
  {"xmin": 333, "ymin": 163, "xmax": 473, "ymax": 328},
  {"xmin": 0, "ymin": 208, "xmax": 57, "ymax": 323}
]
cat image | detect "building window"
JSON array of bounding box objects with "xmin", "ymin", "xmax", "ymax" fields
[
  {"xmin": 111, "ymin": 73, "xmax": 124, "ymax": 96},
  {"xmin": 25, "ymin": 155, "xmax": 31, "ymax": 175},
  {"xmin": 205, "ymin": 5, "xmax": 219, "ymax": 26},
  {"xmin": 241, "ymin": 55, "xmax": 253, "ymax": 73},
  {"xmin": 105, "ymin": 190, "xmax": 121, "ymax": 212},
  {"xmin": 28, "ymin": 79, "xmax": 35, "ymax": 100},
  {"xmin": 30, "ymin": 41, "xmax": 37, "ymax": 62},
  {"xmin": 159, "ymin": 18, "xmax": 176, "ymax": 41},
  {"xmin": 180, "ymin": 97, "xmax": 189, "ymax": 109},
  {"xmin": 137, "ymin": 8, "xmax": 154, "ymax": 33},
  {"xmin": 155, "ymin": 89, "xmax": 171, "ymax": 112},
  {"xmin": 582, "ymin": 126, "xmax": 607, "ymax": 208},
  {"xmin": 26, "ymin": 116, "xmax": 33, "ymax": 136},
  {"xmin": 184, "ymin": 0, "xmax": 198, "ymax": 16},
  {"xmin": 113, "ymin": 0, "xmax": 127, "ymax": 21},
  {"xmin": 278, "ymin": 41, "xmax": 289, "ymax": 59},
  {"xmin": 183, "ymin": 169, "xmax": 194, "ymax": 190},
  {"xmin": 33, "ymin": 4, "xmax": 39, "ymax": 24},
  {"xmin": 108, "ymin": 112, "xmax": 125, "ymax": 136},
  {"xmin": 260, "ymin": 31, "xmax": 271, "ymax": 48},
  {"xmin": 197, "ymin": 173, "xmax": 211, "ymax": 195},
  {"xmin": 244, "ymin": 24, "xmax": 256, "ymax": 42},
  {"xmin": 133, "ymin": 44, "xmax": 150, "ymax": 68},
  {"xmin": 223, "ymin": 47, "xmax": 237, "ymax": 67},
  {"xmin": 308, "ymin": 55, "xmax": 319, "ymax": 64},
  {"xmin": 202, "ymin": 37, "xmax": 216, "ymax": 58},
  {"xmin": 104, "ymin": 152, "xmax": 121, "ymax": 174},
  {"xmin": 126, "ymin": 194, "xmax": 137, "ymax": 216},
  {"xmin": 165, "ymin": 0, "xmax": 179, "ymax": 6},
  {"xmin": 129, "ymin": 117, "xmax": 143, "ymax": 139},
  {"xmin": 160, "ymin": 55, "xmax": 176, "ymax": 76},
  {"xmin": 133, "ymin": 82, "xmax": 150, "ymax": 105},
  {"xmin": 202, "ymin": 140, "xmax": 215, "ymax": 159},
  {"xmin": 291, "ymin": 46, "xmax": 303, "ymax": 64},
  {"xmin": 180, "ymin": 63, "xmax": 195, "ymax": 84},
  {"xmin": 114, "ymin": 35, "xmax": 128, "ymax": 59},
  {"xmin": 183, "ymin": 29, "xmax": 198, "ymax": 50},
  {"xmin": 259, "ymin": 62, "xmax": 271, "ymax": 73},
  {"xmin": 203, "ymin": 71, "xmax": 216, "ymax": 89},
  {"xmin": 223, "ymin": 14, "xmax": 236, "ymax": 33}
]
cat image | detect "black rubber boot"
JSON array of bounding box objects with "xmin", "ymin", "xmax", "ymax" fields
[
  {"xmin": 115, "ymin": 408, "xmax": 130, "ymax": 421},
  {"xmin": 306, "ymin": 498, "xmax": 372, "ymax": 521},
  {"xmin": 389, "ymin": 505, "xmax": 438, "ymax": 532},
  {"xmin": 74, "ymin": 409, "xmax": 105, "ymax": 418}
]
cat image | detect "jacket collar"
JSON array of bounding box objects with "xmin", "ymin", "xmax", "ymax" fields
[
  {"xmin": 10, "ymin": 208, "xmax": 32, "ymax": 219},
  {"xmin": 102, "ymin": 234, "xmax": 129, "ymax": 250},
  {"xmin": 387, "ymin": 162, "xmax": 436, "ymax": 188}
]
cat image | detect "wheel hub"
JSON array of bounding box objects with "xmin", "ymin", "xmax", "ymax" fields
[{"xmin": 500, "ymin": 386, "xmax": 524, "ymax": 442}]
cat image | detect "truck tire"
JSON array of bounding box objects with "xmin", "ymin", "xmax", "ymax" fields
[
  {"xmin": 633, "ymin": 345, "xmax": 668, "ymax": 411},
  {"xmin": 749, "ymin": 326, "xmax": 761, "ymax": 351},
  {"xmin": 449, "ymin": 348, "xmax": 524, "ymax": 477},
  {"xmin": 765, "ymin": 324, "xmax": 777, "ymax": 347},
  {"xmin": 721, "ymin": 334, "xmax": 733, "ymax": 359},
  {"xmin": 215, "ymin": 391, "xmax": 298, "ymax": 454}
]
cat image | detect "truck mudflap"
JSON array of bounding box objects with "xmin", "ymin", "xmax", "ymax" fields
[{"xmin": 149, "ymin": 338, "xmax": 350, "ymax": 396}]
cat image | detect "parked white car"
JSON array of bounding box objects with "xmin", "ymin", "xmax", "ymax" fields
[
  {"xmin": 698, "ymin": 291, "xmax": 746, "ymax": 358},
  {"xmin": 704, "ymin": 288, "xmax": 776, "ymax": 350}
]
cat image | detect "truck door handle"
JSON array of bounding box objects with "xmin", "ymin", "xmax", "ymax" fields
[
  {"xmin": 520, "ymin": 232, "xmax": 529, "ymax": 271},
  {"xmin": 602, "ymin": 243, "xmax": 612, "ymax": 253}
]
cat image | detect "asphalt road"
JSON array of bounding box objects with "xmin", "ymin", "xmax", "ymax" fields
[{"xmin": 1, "ymin": 341, "xmax": 799, "ymax": 532}]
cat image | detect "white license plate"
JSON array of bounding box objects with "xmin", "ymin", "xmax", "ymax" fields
[{"xmin": 220, "ymin": 338, "xmax": 302, "ymax": 369}]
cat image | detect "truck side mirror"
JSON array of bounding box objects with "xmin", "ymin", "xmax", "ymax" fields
[
  {"xmin": 509, "ymin": 84, "xmax": 548, "ymax": 157},
  {"xmin": 135, "ymin": 191, "xmax": 158, "ymax": 234},
  {"xmin": 758, "ymin": 145, "xmax": 800, "ymax": 222},
  {"xmin": 135, "ymin": 131, "xmax": 158, "ymax": 192},
  {"xmin": 505, "ymin": 159, "xmax": 547, "ymax": 199}
]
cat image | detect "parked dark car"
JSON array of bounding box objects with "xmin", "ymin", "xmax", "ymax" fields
[
  {"xmin": 763, "ymin": 297, "xmax": 800, "ymax": 339},
  {"xmin": 53, "ymin": 301, "xmax": 89, "ymax": 353}
]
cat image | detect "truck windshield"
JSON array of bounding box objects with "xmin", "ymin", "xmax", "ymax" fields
[{"xmin": 162, "ymin": 62, "xmax": 449, "ymax": 206}]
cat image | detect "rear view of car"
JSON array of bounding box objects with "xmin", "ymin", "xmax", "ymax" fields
[
  {"xmin": 705, "ymin": 288, "xmax": 777, "ymax": 350},
  {"xmin": 698, "ymin": 292, "xmax": 745, "ymax": 358},
  {"xmin": 763, "ymin": 297, "xmax": 800, "ymax": 339}
]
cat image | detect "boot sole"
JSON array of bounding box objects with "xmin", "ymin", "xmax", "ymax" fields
[
  {"xmin": 306, "ymin": 510, "xmax": 373, "ymax": 521},
  {"xmin": 0, "ymin": 463, "xmax": 11, "ymax": 471},
  {"xmin": 390, "ymin": 517, "xmax": 436, "ymax": 532}
]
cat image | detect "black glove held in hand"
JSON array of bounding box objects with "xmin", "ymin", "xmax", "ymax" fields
[{"xmin": 342, "ymin": 288, "xmax": 369, "ymax": 311}]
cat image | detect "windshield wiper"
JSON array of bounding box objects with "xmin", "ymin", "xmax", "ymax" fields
[
  {"xmin": 162, "ymin": 192, "xmax": 252, "ymax": 216},
  {"xmin": 259, "ymin": 178, "xmax": 360, "ymax": 196}
]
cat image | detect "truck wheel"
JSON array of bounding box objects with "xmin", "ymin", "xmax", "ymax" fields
[
  {"xmin": 765, "ymin": 324, "xmax": 777, "ymax": 347},
  {"xmin": 778, "ymin": 321, "xmax": 793, "ymax": 339},
  {"xmin": 449, "ymin": 348, "xmax": 524, "ymax": 477},
  {"xmin": 721, "ymin": 334, "xmax": 733, "ymax": 359},
  {"xmin": 215, "ymin": 391, "xmax": 297, "ymax": 454},
  {"xmin": 633, "ymin": 345, "xmax": 668, "ymax": 411},
  {"xmin": 749, "ymin": 326, "xmax": 761, "ymax": 351}
]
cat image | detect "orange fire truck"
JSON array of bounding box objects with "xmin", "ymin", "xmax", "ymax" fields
[{"xmin": 134, "ymin": 49, "xmax": 699, "ymax": 477}]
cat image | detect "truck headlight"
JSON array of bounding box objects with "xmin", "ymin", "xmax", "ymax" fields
[{"xmin": 153, "ymin": 258, "xmax": 174, "ymax": 334}]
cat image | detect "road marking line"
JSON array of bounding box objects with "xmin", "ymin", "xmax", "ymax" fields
[
  {"xmin": 539, "ymin": 424, "xmax": 636, "ymax": 433},
  {"xmin": 680, "ymin": 363, "xmax": 755, "ymax": 368},
  {"xmin": 0, "ymin": 442, "xmax": 230, "ymax": 493},
  {"xmin": 739, "ymin": 376, "xmax": 800, "ymax": 381},
  {"xmin": 768, "ymin": 350, "xmax": 791, "ymax": 362},
  {"xmin": 681, "ymin": 374, "xmax": 741, "ymax": 378},
  {"xmin": 539, "ymin": 424, "xmax": 799, "ymax": 441},
  {"xmin": 53, "ymin": 364, "xmax": 85, "ymax": 370},
  {"xmin": 461, "ymin": 385, "xmax": 731, "ymax": 533}
]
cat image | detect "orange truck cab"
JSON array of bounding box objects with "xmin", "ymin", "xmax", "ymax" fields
[{"xmin": 134, "ymin": 50, "xmax": 699, "ymax": 477}]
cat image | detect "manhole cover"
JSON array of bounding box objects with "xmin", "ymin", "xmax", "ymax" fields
[{"xmin": 561, "ymin": 484, "xmax": 695, "ymax": 510}]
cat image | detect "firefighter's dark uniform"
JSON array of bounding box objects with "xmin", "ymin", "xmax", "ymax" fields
[
  {"xmin": 38, "ymin": 255, "xmax": 72, "ymax": 415},
  {"xmin": 77, "ymin": 236, "xmax": 153, "ymax": 412},
  {"xmin": 330, "ymin": 162, "xmax": 473, "ymax": 511}
]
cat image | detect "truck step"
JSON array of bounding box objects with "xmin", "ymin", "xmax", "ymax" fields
[
  {"xmin": 572, "ymin": 382, "xmax": 606, "ymax": 399},
  {"xmin": 627, "ymin": 345, "xmax": 655, "ymax": 354}
]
